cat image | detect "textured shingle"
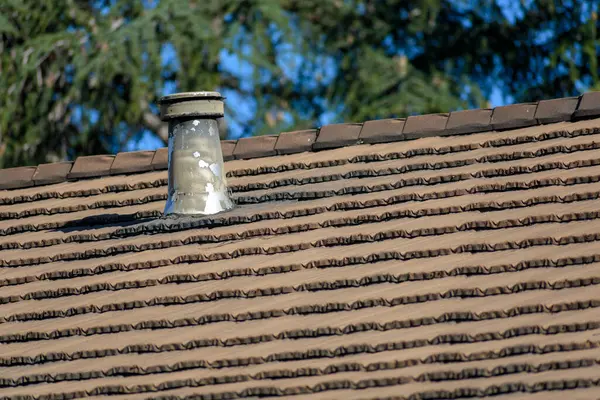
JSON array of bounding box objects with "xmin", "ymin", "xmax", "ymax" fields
[{"xmin": 1, "ymin": 96, "xmax": 600, "ymax": 400}]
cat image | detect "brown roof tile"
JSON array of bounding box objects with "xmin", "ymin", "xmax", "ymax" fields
[
  {"xmin": 491, "ymin": 102, "xmax": 539, "ymax": 130},
  {"xmin": 151, "ymin": 147, "xmax": 168, "ymax": 170},
  {"xmin": 220, "ymin": 139, "xmax": 237, "ymax": 161},
  {"xmin": 0, "ymin": 166, "xmax": 36, "ymax": 189},
  {"xmin": 535, "ymin": 96, "xmax": 579, "ymax": 124},
  {"xmin": 1, "ymin": 92, "xmax": 600, "ymax": 190},
  {"xmin": 358, "ymin": 118, "xmax": 406, "ymax": 144},
  {"xmin": 110, "ymin": 150, "xmax": 155, "ymax": 175},
  {"xmin": 275, "ymin": 129, "xmax": 317, "ymax": 154},
  {"xmin": 403, "ymin": 113, "xmax": 449, "ymax": 139},
  {"xmin": 573, "ymin": 91, "xmax": 600, "ymax": 120},
  {"xmin": 445, "ymin": 108, "xmax": 492, "ymax": 135},
  {"xmin": 2, "ymin": 95, "xmax": 600, "ymax": 399},
  {"xmin": 31, "ymin": 162, "xmax": 73, "ymax": 186},
  {"xmin": 233, "ymin": 135, "xmax": 278, "ymax": 159},
  {"xmin": 313, "ymin": 123, "xmax": 363, "ymax": 149},
  {"xmin": 67, "ymin": 154, "xmax": 115, "ymax": 179}
]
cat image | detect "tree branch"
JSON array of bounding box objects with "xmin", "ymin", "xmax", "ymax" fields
[{"xmin": 141, "ymin": 110, "xmax": 168, "ymax": 143}]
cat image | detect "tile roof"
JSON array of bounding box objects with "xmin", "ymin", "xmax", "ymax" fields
[
  {"xmin": 1, "ymin": 93, "xmax": 600, "ymax": 399},
  {"xmin": 2, "ymin": 92, "xmax": 600, "ymax": 191}
]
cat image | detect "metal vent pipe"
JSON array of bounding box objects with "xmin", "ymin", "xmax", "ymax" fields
[{"xmin": 159, "ymin": 91, "xmax": 235, "ymax": 216}]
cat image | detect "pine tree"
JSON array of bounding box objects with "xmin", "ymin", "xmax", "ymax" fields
[{"xmin": 1, "ymin": 0, "xmax": 598, "ymax": 168}]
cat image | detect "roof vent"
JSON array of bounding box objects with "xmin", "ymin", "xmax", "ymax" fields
[{"xmin": 159, "ymin": 92, "xmax": 235, "ymax": 216}]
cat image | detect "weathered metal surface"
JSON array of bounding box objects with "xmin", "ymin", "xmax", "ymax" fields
[
  {"xmin": 160, "ymin": 99, "xmax": 224, "ymax": 121},
  {"xmin": 160, "ymin": 91, "xmax": 235, "ymax": 216}
]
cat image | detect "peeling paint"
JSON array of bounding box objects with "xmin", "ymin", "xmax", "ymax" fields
[
  {"xmin": 164, "ymin": 117, "xmax": 235, "ymax": 216},
  {"xmin": 209, "ymin": 162, "xmax": 221, "ymax": 177}
]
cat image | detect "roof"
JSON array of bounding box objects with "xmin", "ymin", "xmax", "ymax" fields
[{"xmin": 1, "ymin": 92, "xmax": 600, "ymax": 399}]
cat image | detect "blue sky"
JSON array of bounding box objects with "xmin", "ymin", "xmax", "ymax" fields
[
  {"xmin": 129, "ymin": 3, "xmax": 516, "ymax": 152},
  {"xmin": 129, "ymin": 45, "xmax": 509, "ymax": 153}
]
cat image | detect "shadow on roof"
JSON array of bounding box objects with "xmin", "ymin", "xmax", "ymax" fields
[{"xmin": 53, "ymin": 214, "xmax": 159, "ymax": 234}]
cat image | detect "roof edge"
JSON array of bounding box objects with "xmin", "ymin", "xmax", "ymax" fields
[{"xmin": 1, "ymin": 91, "xmax": 600, "ymax": 190}]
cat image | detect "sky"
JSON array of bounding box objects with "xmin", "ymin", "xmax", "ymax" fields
[
  {"xmin": 129, "ymin": 47, "xmax": 509, "ymax": 153},
  {"xmin": 129, "ymin": 3, "xmax": 515, "ymax": 152}
]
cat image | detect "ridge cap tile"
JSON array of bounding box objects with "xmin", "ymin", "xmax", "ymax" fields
[
  {"xmin": 32, "ymin": 161, "xmax": 73, "ymax": 186},
  {"xmin": 233, "ymin": 135, "xmax": 278, "ymax": 159},
  {"xmin": 491, "ymin": 102, "xmax": 539, "ymax": 130},
  {"xmin": 403, "ymin": 113, "xmax": 450, "ymax": 139},
  {"xmin": 110, "ymin": 150, "xmax": 155, "ymax": 175},
  {"xmin": 2, "ymin": 91, "xmax": 600, "ymax": 190},
  {"xmin": 220, "ymin": 139, "xmax": 238, "ymax": 161},
  {"xmin": 445, "ymin": 108, "xmax": 493, "ymax": 135},
  {"xmin": 0, "ymin": 166, "xmax": 36, "ymax": 189},
  {"xmin": 275, "ymin": 129, "xmax": 317, "ymax": 155},
  {"xmin": 151, "ymin": 147, "xmax": 168, "ymax": 170},
  {"xmin": 313, "ymin": 122, "xmax": 363, "ymax": 150},
  {"xmin": 67, "ymin": 154, "xmax": 115, "ymax": 180},
  {"xmin": 358, "ymin": 118, "xmax": 406, "ymax": 144},
  {"xmin": 535, "ymin": 96, "xmax": 579, "ymax": 124},
  {"xmin": 573, "ymin": 91, "xmax": 600, "ymax": 120}
]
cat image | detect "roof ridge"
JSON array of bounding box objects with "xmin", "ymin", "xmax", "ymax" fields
[{"xmin": 1, "ymin": 91, "xmax": 599, "ymax": 190}]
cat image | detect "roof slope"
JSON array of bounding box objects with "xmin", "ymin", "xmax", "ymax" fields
[{"xmin": 2, "ymin": 96, "xmax": 600, "ymax": 399}]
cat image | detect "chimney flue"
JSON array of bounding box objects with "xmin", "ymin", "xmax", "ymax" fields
[{"xmin": 159, "ymin": 91, "xmax": 235, "ymax": 216}]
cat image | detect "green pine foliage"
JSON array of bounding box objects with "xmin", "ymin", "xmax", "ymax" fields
[{"xmin": 0, "ymin": 0, "xmax": 598, "ymax": 168}]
